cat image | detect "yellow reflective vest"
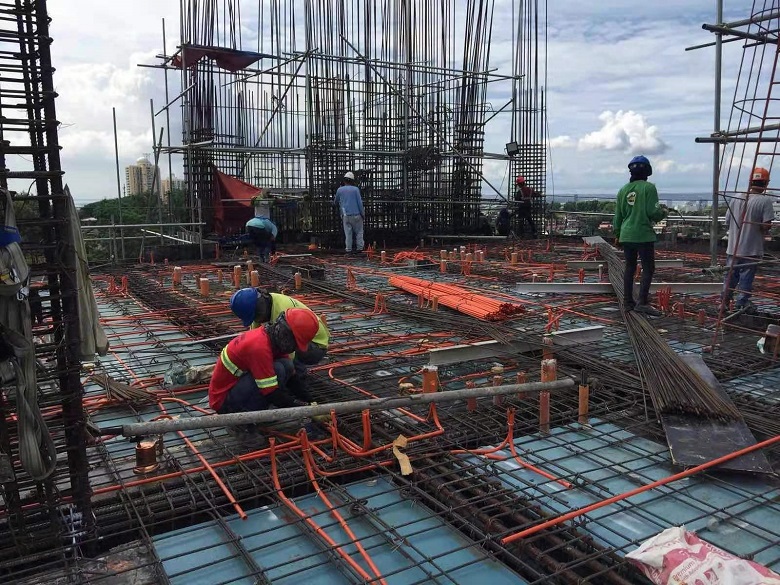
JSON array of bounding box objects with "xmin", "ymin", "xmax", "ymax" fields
[{"xmin": 251, "ymin": 292, "xmax": 330, "ymax": 349}]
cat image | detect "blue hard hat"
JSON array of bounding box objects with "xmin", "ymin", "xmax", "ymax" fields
[
  {"xmin": 0, "ymin": 226, "xmax": 21, "ymax": 248},
  {"xmin": 628, "ymin": 155, "xmax": 652, "ymax": 176},
  {"xmin": 230, "ymin": 288, "xmax": 259, "ymax": 327}
]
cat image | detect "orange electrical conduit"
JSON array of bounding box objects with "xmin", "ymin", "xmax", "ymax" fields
[
  {"xmin": 269, "ymin": 438, "xmax": 381, "ymax": 584},
  {"xmin": 451, "ymin": 408, "xmax": 571, "ymax": 489},
  {"xmin": 501, "ymin": 433, "xmax": 780, "ymax": 544},
  {"xmin": 388, "ymin": 275, "xmax": 525, "ymax": 321},
  {"xmin": 153, "ymin": 408, "xmax": 247, "ymax": 520},
  {"xmin": 299, "ymin": 430, "xmax": 388, "ymax": 584}
]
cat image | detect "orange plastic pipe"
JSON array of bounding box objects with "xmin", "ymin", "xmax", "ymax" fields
[
  {"xmin": 300, "ymin": 432, "xmax": 388, "ymax": 584},
  {"xmin": 154, "ymin": 411, "xmax": 247, "ymax": 520},
  {"xmin": 501, "ymin": 433, "xmax": 780, "ymax": 544},
  {"xmin": 269, "ymin": 438, "xmax": 377, "ymax": 583}
]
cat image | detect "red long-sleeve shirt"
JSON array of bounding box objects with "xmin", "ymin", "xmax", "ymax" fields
[{"xmin": 209, "ymin": 328, "xmax": 279, "ymax": 411}]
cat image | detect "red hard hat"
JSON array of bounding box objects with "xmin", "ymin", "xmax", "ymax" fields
[
  {"xmin": 284, "ymin": 308, "xmax": 320, "ymax": 351},
  {"xmin": 752, "ymin": 167, "xmax": 770, "ymax": 183},
  {"xmin": 515, "ymin": 176, "xmax": 526, "ymax": 185}
]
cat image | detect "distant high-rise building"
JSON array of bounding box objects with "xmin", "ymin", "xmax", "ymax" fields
[
  {"xmin": 125, "ymin": 156, "xmax": 162, "ymax": 196},
  {"xmin": 162, "ymin": 175, "xmax": 186, "ymax": 197}
]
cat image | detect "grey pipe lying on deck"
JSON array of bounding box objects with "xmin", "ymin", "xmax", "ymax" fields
[{"xmin": 102, "ymin": 378, "xmax": 575, "ymax": 437}]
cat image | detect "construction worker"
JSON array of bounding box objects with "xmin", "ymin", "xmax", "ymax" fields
[
  {"xmin": 333, "ymin": 171, "xmax": 365, "ymax": 254},
  {"xmin": 496, "ymin": 207, "xmax": 512, "ymax": 237},
  {"xmin": 613, "ymin": 155, "xmax": 668, "ymax": 316},
  {"xmin": 230, "ymin": 287, "xmax": 329, "ymax": 398},
  {"xmin": 209, "ymin": 307, "xmax": 321, "ymax": 416},
  {"xmin": 721, "ymin": 167, "xmax": 775, "ymax": 313},
  {"xmin": 514, "ymin": 176, "xmax": 541, "ymax": 238},
  {"xmin": 246, "ymin": 191, "xmax": 277, "ymax": 262}
]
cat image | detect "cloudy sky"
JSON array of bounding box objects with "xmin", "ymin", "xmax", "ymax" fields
[{"xmin": 39, "ymin": 1, "xmax": 753, "ymax": 205}]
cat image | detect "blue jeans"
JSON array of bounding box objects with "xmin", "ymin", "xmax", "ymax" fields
[
  {"xmin": 342, "ymin": 214, "xmax": 364, "ymax": 252},
  {"xmin": 217, "ymin": 359, "xmax": 293, "ymax": 414},
  {"xmin": 722, "ymin": 255, "xmax": 759, "ymax": 307}
]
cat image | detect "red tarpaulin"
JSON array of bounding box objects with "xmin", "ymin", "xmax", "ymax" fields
[
  {"xmin": 213, "ymin": 168, "xmax": 261, "ymax": 235},
  {"xmin": 171, "ymin": 45, "xmax": 266, "ymax": 72}
]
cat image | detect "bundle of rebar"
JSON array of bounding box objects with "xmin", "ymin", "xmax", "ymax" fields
[
  {"xmin": 598, "ymin": 244, "xmax": 741, "ymax": 420},
  {"xmin": 388, "ymin": 275, "xmax": 525, "ymax": 321},
  {"xmin": 90, "ymin": 373, "xmax": 156, "ymax": 405}
]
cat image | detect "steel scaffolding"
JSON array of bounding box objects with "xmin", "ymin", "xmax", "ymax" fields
[{"xmin": 147, "ymin": 0, "xmax": 547, "ymax": 244}]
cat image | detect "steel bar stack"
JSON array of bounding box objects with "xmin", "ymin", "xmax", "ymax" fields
[{"xmin": 598, "ymin": 243, "xmax": 741, "ymax": 419}]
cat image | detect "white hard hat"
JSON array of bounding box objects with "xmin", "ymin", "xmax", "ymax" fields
[{"xmin": 344, "ymin": 171, "xmax": 355, "ymax": 180}]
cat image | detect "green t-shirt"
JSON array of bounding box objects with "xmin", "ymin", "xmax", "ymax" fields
[
  {"xmin": 613, "ymin": 180, "xmax": 666, "ymax": 243},
  {"xmin": 251, "ymin": 292, "xmax": 330, "ymax": 349}
]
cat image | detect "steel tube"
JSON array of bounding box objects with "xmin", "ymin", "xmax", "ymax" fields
[
  {"xmin": 710, "ymin": 0, "xmax": 723, "ymax": 266},
  {"xmin": 103, "ymin": 378, "xmax": 575, "ymax": 437}
]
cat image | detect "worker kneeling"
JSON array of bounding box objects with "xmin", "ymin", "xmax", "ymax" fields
[
  {"xmin": 230, "ymin": 288, "xmax": 329, "ymax": 399},
  {"xmin": 209, "ymin": 307, "xmax": 321, "ymax": 416}
]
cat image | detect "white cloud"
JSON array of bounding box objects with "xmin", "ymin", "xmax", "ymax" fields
[
  {"xmin": 549, "ymin": 135, "xmax": 575, "ymax": 148},
  {"xmin": 578, "ymin": 111, "xmax": 669, "ymax": 155},
  {"xmin": 15, "ymin": 1, "xmax": 743, "ymax": 202}
]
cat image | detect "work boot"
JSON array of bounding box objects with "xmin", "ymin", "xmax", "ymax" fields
[
  {"xmin": 634, "ymin": 304, "xmax": 662, "ymax": 317},
  {"xmin": 735, "ymin": 300, "xmax": 757, "ymax": 314},
  {"xmin": 226, "ymin": 424, "xmax": 268, "ymax": 446}
]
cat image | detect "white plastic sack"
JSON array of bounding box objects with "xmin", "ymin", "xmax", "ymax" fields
[{"xmin": 627, "ymin": 527, "xmax": 780, "ymax": 585}]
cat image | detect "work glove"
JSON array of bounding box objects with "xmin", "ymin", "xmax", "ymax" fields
[
  {"xmin": 309, "ymin": 401, "xmax": 330, "ymax": 423},
  {"xmin": 613, "ymin": 237, "xmax": 621, "ymax": 248}
]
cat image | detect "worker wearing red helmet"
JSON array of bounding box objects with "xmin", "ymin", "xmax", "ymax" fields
[
  {"xmin": 209, "ymin": 307, "xmax": 321, "ymax": 415},
  {"xmin": 514, "ymin": 176, "xmax": 542, "ymax": 238},
  {"xmin": 721, "ymin": 167, "xmax": 775, "ymax": 314},
  {"xmin": 229, "ymin": 287, "xmax": 330, "ymax": 401}
]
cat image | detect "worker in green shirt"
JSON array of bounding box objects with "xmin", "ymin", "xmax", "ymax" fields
[
  {"xmin": 230, "ymin": 288, "xmax": 330, "ymax": 399},
  {"xmin": 613, "ymin": 155, "xmax": 668, "ymax": 316}
]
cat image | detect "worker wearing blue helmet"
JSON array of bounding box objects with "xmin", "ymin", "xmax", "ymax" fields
[
  {"xmin": 613, "ymin": 155, "xmax": 668, "ymax": 316},
  {"xmin": 230, "ymin": 288, "xmax": 330, "ymax": 399}
]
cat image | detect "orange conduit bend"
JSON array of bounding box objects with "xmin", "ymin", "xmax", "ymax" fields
[
  {"xmin": 451, "ymin": 409, "xmax": 571, "ymax": 488},
  {"xmin": 269, "ymin": 438, "xmax": 379, "ymax": 583},
  {"xmin": 299, "ymin": 431, "xmax": 388, "ymax": 585}
]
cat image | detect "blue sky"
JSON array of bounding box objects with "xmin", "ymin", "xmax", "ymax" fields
[{"xmin": 34, "ymin": 1, "xmax": 755, "ymax": 204}]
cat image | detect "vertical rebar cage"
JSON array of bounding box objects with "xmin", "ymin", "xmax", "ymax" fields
[
  {"xmin": 170, "ymin": 0, "xmax": 546, "ymax": 244},
  {"xmin": 0, "ymin": 0, "xmax": 91, "ymax": 575}
]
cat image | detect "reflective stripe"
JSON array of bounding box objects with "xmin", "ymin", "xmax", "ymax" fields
[
  {"xmin": 255, "ymin": 376, "xmax": 278, "ymax": 389},
  {"xmin": 220, "ymin": 347, "xmax": 244, "ymax": 377}
]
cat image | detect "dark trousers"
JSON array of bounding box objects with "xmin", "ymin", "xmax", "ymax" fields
[
  {"xmin": 217, "ymin": 359, "xmax": 294, "ymax": 414},
  {"xmin": 622, "ymin": 242, "xmax": 655, "ymax": 306},
  {"xmin": 517, "ymin": 204, "xmax": 536, "ymax": 236},
  {"xmin": 247, "ymin": 225, "xmax": 273, "ymax": 261}
]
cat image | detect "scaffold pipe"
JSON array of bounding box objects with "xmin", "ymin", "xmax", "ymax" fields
[{"xmin": 102, "ymin": 378, "xmax": 575, "ymax": 437}]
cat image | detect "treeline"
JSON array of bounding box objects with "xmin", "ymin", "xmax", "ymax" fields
[{"xmin": 80, "ymin": 189, "xmax": 189, "ymax": 262}]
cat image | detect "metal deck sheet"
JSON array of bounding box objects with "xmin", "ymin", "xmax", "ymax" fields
[
  {"xmin": 462, "ymin": 420, "xmax": 780, "ymax": 570},
  {"xmin": 153, "ymin": 477, "xmax": 526, "ymax": 584},
  {"xmin": 661, "ymin": 354, "xmax": 773, "ymax": 474}
]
